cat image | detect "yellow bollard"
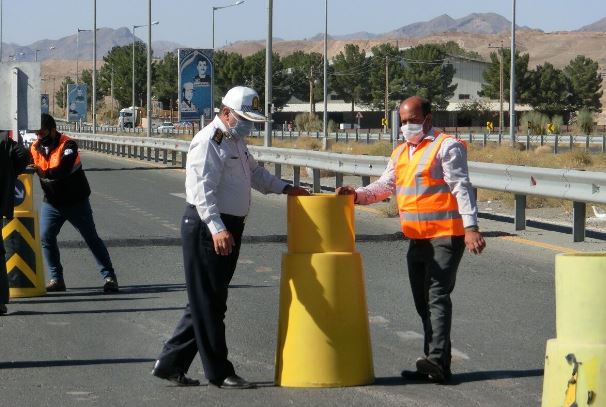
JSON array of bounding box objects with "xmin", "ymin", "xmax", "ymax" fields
[
  {"xmin": 1, "ymin": 173, "xmax": 46, "ymax": 297},
  {"xmin": 275, "ymin": 194, "xmax": 374, "ymax": 387},
  {"xmin": 542, "ymin": 253, "xmax": 606, "ymax": 407}
]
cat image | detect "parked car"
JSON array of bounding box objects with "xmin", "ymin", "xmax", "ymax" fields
[{"xmin": 157, "ymin": 121, "xmax": 175, "ymax": 131}]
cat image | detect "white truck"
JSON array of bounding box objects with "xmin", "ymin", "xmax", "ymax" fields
[{"xmin": 118, "ymin": 106, "xmax": 142, "ymax": 128}]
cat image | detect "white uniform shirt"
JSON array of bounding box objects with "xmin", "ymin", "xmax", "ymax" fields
[
  {"xmin": 354, "ymin": 128, "xmax": 478, "ymax": 228},
  {"xmin": 185, "ymin": 115, "xmax": 288, "ymax": 234}
]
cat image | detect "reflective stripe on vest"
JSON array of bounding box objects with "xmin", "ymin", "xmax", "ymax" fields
[
  {"xmin": 31, "ymin": 134, "xmax": 81, "ymax": 173},
  {"xmin": 395, "ymin": 133, "xmax": 464, "ymax": 239}
]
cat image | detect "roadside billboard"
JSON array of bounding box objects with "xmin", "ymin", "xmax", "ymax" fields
[
  {"xmin": 67, "ymin": 84, "xmax": 87, "ymax": 122},
  {"xmin": 41, "ymin": 94, "xmax": 49, "ymax": 114},
  {"xmin": 178, "ymin": 48, "xmax": 213, "ymax": 122}
]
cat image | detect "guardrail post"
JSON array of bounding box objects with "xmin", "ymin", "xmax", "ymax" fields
[
  {"xmin": 316, "ymin": 131, "xmax": 319, "ymax": 139},
  {"xmin": 554, "ymin": 136, "xmax": 559, "ymax": 155},
  {"xmin": 514, "ymin": 194, "xmax": 526, "ymax": 231},
  {"xmin": 312, "ymin": 169, "xmax": 321, "ymax": 193},
  {"xmin": 526, "ymin": 135, "xmax": 530, "ymax": 151},
  {"xmin": 468, "ymin": 133, "xmax": 472, "ymax": 144},
  {"xmin": 128, "ymin": 145, "xmax": 132, "ymax": 158},
  {"xmin": 572, "ymin": 201, "xmax": 586, "ymax": 242},
  {"xmin": 335, "ymin": 131, "xmax": 339, "ymax": 143},
  {"xmin": 275, "ymin": 164, "xmax": 282, "ymax": 179},
  {"xmin": 355, "ymin": 128, "xmax": 359, "ymax": 142},
  {"xmin": 293, "ymin": 166, "xmax": 300, "ymax": 187},
  {"xmin": 147, "ymin": 147, "xmax": 152, "ymax": 161},
  {"xmin": 154, "ymin": 148, "xmax": 159, "ymax": 163},
  {"xmin": 569, "ymin": 135, "xmax": 574, "ymax": 151},
  {"xmin": 603, "ymin": 135, "xmax": 606, "ymax": 154},
  {"xmin": 139, "ymin": 146, "xmax": 145, "ymax": 160},
  {"xmin": 585, "ymin": 135, "xmax": 590, "ymax": 151},
  {"xmin": 171, "ymin": 150, "xmax": 177, "ymax": 166},
  {"xmin": 540, "ymin": 134, "xmax": 544, "ymax": 146},
  {"xmin": 163, "ymin": 149, "xmax": 168, "ymax": 164},
  {"xmin": 362, "ymin": 176, "xmax": 370, "ymax": 187},
  {"xmin": 498, "ymin": 132, "xmax": 502, "ymax": 145},
  {"xmin": 482, "ymin": 133, "xmax": 487, "ymax": 148},
  {"xmin": 335, "ymin": 173, "xmax": 343, "ymax": 188},
  {"xmin": 345, "ymin": 131, "xmax": 349, "ymax": 143},
  {"xmin": 366, "ymin": 130, "xmax": 370, "ymax": 144},
  {"xmin": 181, "ymin": 152, "xmax": 187, "ymax": 169}
]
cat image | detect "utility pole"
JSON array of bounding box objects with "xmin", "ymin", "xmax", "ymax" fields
[
  {"xmin": 384, "ymin": 55, "xmax": 389, "ymax": 134},
  {"xmin": 488, "ymin": 41, "xmax": 504, "ymax": 136},
  {"xmin": 309, "ymin": 64, "xmax": 314, "ymax": 113},
  {"xmin": 510, "ymin": 0, "xmax": 517, "ymax": 147}
]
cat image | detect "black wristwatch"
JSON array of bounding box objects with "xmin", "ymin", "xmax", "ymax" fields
[{"xmin": 465, "ymin": 225, "xmax": 480, "ymax": 232}]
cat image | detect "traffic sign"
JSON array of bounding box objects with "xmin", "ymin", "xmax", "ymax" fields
[
  {"xmin": 355, "ymin": 112, "xmax": 363, "ymax": 119},
  {"xmin": 381, "ymin": 118, "xmax": 388, "ymax": 126},
  {"xmin": 486, "ymin": 121, "xmax": 494, "ymax": 130},
  {"xmin": 14, "ymin": 179, "xmax": 25, "ymax": 207}
]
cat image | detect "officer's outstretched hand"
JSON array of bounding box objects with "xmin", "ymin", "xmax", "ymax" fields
[
  {"xmin": 283, "ymin": 185, "xmax": 310, "ymax": 196},
  {"xmin": 212, "ymin": 230, "xmax": 236, "ymax": 256}
]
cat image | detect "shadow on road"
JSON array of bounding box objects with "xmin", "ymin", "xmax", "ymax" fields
[
  {"xmin": 0, "ymin": 358, "xmax": 155, "ymax": 369},
  {"xmin": 10, "ymin": 306, "xmax": 185, "ymax": 316},
  {"xmin": 10, "ymin": 296, "xmax": 155, "ymax": 304},
  {"xmin": 449, "ymin": 369, "xmax": 543, "ymax": 385}
]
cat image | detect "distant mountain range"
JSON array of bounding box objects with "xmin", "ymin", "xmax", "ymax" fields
[{"xmin": 2, "ymin": 12, "xmax": 605, "ymax": 61}]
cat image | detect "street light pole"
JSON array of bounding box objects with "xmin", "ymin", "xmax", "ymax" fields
[
  {"xmin": 322, "ymin": 0, "xmax": 328, "ymax": 150},
  {"xmin": 264, "ymin": 0, "xmax": 272, "ymax": 147},
  {"xmin": 147, "ymin": 0, "xmax": 151, "ymax": 137},
  {"xmin": 132, "ymin": 25, "xmax": 139, "ymax": 127},
  {"xmin": 76, "ymin": 28, "xmax": 91, "ymax": 84},
  {"xmin": 510, "ymin": 0, "xmax": 516, "ymax": 146},
  {"xmin": 211, "ymin": 1, "xmax": 245, "ymax": 114},
  {"xmin": 93, "ymin": 0, "xmax": 97, "ymax": 134},
  {"xmin": 489, "ymin": 41, "xmax": 504, "ymax": 136},
  {"xmin": 0, "ymin": 0, "xmax": 3, "ymax": 63},
  {"xmin": 132, "ymin": 20, "xmax": 159, "ymax": 132}
]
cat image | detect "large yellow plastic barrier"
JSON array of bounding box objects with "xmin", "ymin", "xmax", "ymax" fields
[
  {"xmin": 1, "ymin": 173, "xmax": 46, "ymax": 297},
  {"xmin": 275, "ymin": 194, "xmax": 374, "ymax": 387},
  {"xmin": 542, "ymin": 253, "xmax": 606, "ymax": 406}
]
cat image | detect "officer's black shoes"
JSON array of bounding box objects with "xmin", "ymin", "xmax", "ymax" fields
[
  {"xmin": 46, "ymin": 279, "xmax": 66, "ymax": 292},
  {"xmin": 210, "ymin": 375, "xmax": 256, "ymax": 389},
  {"xmin": 401, "ymin": 369, "xmax": 430, "ymax": 381},
  {"xmin": 103, "ymin": 277, "xmax": 119, "ymax": 293},
  {"xmin": 414, "ymin": 357, "xmax": 452, "ymax": 384},
  {"xmin": 0, "ymin": 304, "xmax": 7, "ymax": 315},
  {"xmin": 151, "ymin": 361, "xmax": 200, "ymax": 386}
]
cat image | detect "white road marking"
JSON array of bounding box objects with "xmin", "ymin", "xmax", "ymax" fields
[
  {"xmin": 396, "ymin": 331, "xmax": 471, "ymax": 360},
  {"xmin": 368, "ymin": 315, "xmax": 389, "ymax": 324},
  {"xmin": 170, "ymin": 193, "xmax": 186, "ymax": 200}
]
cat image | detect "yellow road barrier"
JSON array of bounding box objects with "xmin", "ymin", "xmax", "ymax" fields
[
  {"xmin": 1, "ymin": 173, "xmax": 46, "ymax": 297},
  {"xmin": 275, "ymin": 194, "xmax": 374, "ymax": 387},
  {"xmin": 542, "ymin": 253, "xmax": 606, "ymax": 406}
]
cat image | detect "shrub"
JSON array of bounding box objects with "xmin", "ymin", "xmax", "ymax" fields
[
  {"xmin": 520, "ymin": 111, "xmax": 550, "ymax": 135},
  {"xmin": 575, "ymin": 109, "xmax": 595, "ymax": 135},
  {"xmin": 551, "ymin": 115, "xmax": 564, "ymax": 134},
  {"xmin": 294, "ymin": 113, "xmax": 322, "ymax": 132}
]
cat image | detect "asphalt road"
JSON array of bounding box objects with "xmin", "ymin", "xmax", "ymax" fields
[{"xmin": 1, "ymin": 151, "xmax": 604, "ymax": 407}]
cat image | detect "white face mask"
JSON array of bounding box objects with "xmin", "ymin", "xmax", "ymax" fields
[
  {"xmin": 228, "ymin": 111, "xmax": 253, "ymax": 139},
  {"xmin": 400, "ymin": 117, "xmax": 427, "ymax": 144}
]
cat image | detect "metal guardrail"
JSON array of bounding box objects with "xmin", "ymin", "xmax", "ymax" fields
[{"xmin": 69, "ymin": 131, "xmax": 606, "ymax": 242}]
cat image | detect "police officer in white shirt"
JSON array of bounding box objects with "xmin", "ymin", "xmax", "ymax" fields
[{"xmin": 152, "ymin": 86, "xmax": 309, "ymax": 389}]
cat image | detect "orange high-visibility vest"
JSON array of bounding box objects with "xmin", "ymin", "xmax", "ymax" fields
[
  {"xmin": 393, "ymin": 133, "xmax": 465, "ymax": 239},
  {"xmin": 31, "ymin": 134, "xmax": 81, "ymax": 172}
]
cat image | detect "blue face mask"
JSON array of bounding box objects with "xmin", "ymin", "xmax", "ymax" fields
[{"xmin": 228, "ymin": 112, "xmax": 253, "ymax": 139}]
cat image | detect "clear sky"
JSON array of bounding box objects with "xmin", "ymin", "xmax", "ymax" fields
[{"xmin": 2, "ymin": 0, "xmax": 605, "ymax": 48}]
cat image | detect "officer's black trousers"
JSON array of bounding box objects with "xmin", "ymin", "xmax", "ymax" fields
[
  {"xmin": 0, "ymin": 238, "xmax": 8, "ymax": 305},
  {"xmin": 157, "ymin": 205, "xmax": 245, "ymax": 382},
  {"xmin": 406, "ymin": 235, "xmax": 465, "ymax": 373}
]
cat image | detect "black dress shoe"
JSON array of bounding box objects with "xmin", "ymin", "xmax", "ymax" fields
[
  {"xmin": 46, "ymin": 279, "xmax": 66, "ymax": 292},
  {"xmin": 151, "ymin": 361, "xmax": 199, "ymax": 386},
  {"xmin": 0, "ymin": 304, "xmax": 7, "ymax": 315},
  {"xmin": 401, "ymin": 369, "xmax": 431, "ymax": 381},
  {"xmin": 211, "ymin": 375, "xmax": 256, "ymax": 389},
  {"xmin": 415, "ymin": 357, "xmax": 451, "ymax": 383}
]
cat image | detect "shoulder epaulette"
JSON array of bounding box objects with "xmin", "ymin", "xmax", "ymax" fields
[{"xmin": 212, "ymin": 129, "xmax": 224, "ymax": 145}]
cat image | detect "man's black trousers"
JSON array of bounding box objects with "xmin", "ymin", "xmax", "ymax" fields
[
  {"xmin": 157, "ymin": 205, "xmax": 245, "ymax": 382},
  {"xmin": 407, "ymin": 235, "xmax": 465, "ymax": 373}
]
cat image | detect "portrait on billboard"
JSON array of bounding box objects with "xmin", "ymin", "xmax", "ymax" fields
[
  {"xmin": 178, "ymin": 48, "xmax": 213, "ymax": 122},
  {"xmin": 67, "ymin": 84, "xmax": 88, "ymax": 122},
  {"xmin": 41, "ymin": 94, "xmax": 49, "ymax": 114}
]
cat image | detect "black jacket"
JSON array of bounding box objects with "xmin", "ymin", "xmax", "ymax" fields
[{"xmin": 0, "ymin": 132, "xmax": 31, "ymax": 218}]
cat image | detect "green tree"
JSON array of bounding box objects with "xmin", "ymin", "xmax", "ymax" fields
[
  {"xmin": 154, "ymin": 51, "xmax": 178, "ymax": 110},
  {"xmin": 213, "ymin": 51, "xmax": 245, "ymax": 106},
  {"xmin": 282, "ymin": 51, "xmax": 324, "ymax": 112},
  {"xmin": 564, "ymin": 55, "xmax": 603, "ymax": 112},
  {"xmin": 397, "ymin": 44, "xmax": 457, "ymax": 110},
  {"xmin": 241, "ymin": 50, "xmax": 290, "ymax": 111},
  {"xmin": 79, "ymin": 69, "xmax": 105, "ymax": 108},
  {"xmin": 527, "ymin": 63, "xmax": 571, "ymax": 116},
  {"xmin": 98, "ymin": 42, "xmax": 149, "ymax": 108},
  {"xmin": 480, "ymin": 49, "xmax": 532, "ymax": 103},
  {"xmin": 331, "ymin": 44, "xmax": 370, "ymax": 112},
  {"xmin": 438, "ymin": 41, "xmax": 482, "ymax": 60},
  {"xmin": 56, "ymin": 76, "xmax": 74, "ymax": 110},
  {"xmin": 366, "ymin": 43, "xmax": 404, "ymax": 111}
]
